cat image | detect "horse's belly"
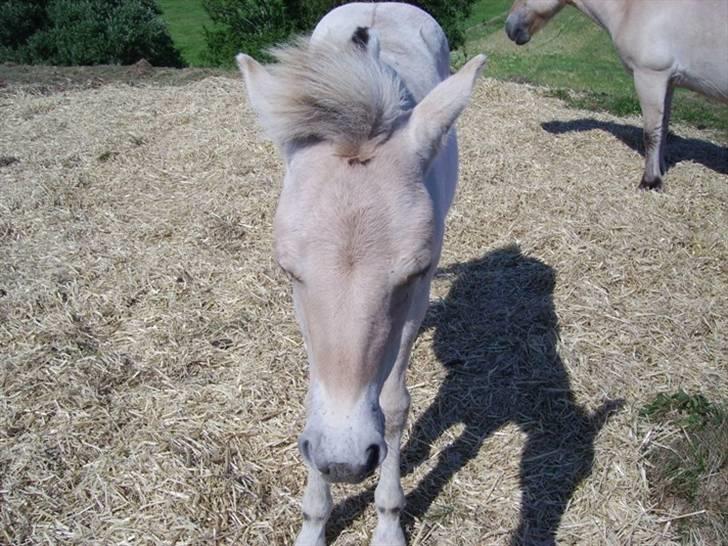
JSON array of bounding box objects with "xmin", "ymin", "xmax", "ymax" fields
[
  {"xmin": 619, "ymin": 1, "xmax": 728, "ymax": 102},
  {"xmin": 665, "ymin": 7, "xmax": 728, "ymax": 101},
  {"xmin": 674, "ymin": 51, "xmax": 728, "ymax": 102}
]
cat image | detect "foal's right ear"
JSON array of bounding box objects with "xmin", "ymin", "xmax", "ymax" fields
[
  {"xmin": 236, "ymin": 53, "xmax": 275, "ymax": 123},
  {"xmin": 406, "ymin": 54, "xmax": 487, "ymax": 163}
]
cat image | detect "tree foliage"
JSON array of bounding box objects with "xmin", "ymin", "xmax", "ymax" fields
[
  {"xmin": 0, "ymin": 0, "xmax": 184, "ymax": 66},
  {"xmin": 408, "ymin": 0, "xmax": 475, "ymax": 50},
  {"xmin": 203, "ymin": 0, "xmax": 476, "ymax": 66}
]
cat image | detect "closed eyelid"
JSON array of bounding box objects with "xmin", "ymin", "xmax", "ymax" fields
[
  {"xmin": 412, "ymin": 262, "xmax": 432, "ymax": 277},
  {"xmin": 285, "ymin": 269, "xmax": 304, "ymax": 283},
  {"xmin": 400, "ymin": 262, "xmax": 432, "ymax": 285},
  {"xmin": 275, "ymin": 257, "xmax": 303, "ymax": 283}
]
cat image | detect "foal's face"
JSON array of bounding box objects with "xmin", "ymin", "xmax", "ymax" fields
[
  {"xmin": 506, "ymin": 0, "xmax": 567, "ymax": 44},
  {"xmin": 275, "ymin": 140, "xmax": 435, "ymax": 483},
  {"xmin": 237, "ymin": 47, "xmax": 486, "ymax": 483}
]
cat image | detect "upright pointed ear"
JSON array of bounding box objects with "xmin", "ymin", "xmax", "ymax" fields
[
  {"xmin": 236, "ymin": 53, "xmax": 275, "ymax": 127},
  {"xmin": 407, "ymin": 54, "xmax": 487, "ymax": 161}
]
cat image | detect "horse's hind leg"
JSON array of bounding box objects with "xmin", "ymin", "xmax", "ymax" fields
[
  {"xmin": 295, "ymin": 469, "xmax": 332, "ymax": 546},
  {"xmin": 634, "ymin": 70, "xmax": 671, "ymax": 190}
]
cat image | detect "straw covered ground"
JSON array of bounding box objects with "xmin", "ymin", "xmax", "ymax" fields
[{"xmin": 1, "ymin": 67, "xmax": 726, "ymax": 545}]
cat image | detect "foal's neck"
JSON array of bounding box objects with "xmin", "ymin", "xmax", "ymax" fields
[{"xmin": 569, "ymin": 0, "xmax": 626, "ymax": 37}]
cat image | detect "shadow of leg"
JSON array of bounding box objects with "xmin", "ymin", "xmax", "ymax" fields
[
  {"xmin": 541, "ymin": 119, "xmax": 728, "ymax": 176},
  {"xmin": 401, "ymin": 420, "xmax": 503, "ymax": 540},
  {"xmin": 325, "ymin": 488, "xmax": 375, "ymax": 543},
  {"xmin": 512, "ymin": 399, "xmax": 624, "ymax": 545}
]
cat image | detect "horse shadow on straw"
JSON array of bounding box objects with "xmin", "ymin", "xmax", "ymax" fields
[
  {"xmin": 542, "ymin": 119, "xmax": 728, "ymax": 176},
  {"xmin": 327, "ymin": 244, "xmax": 623, "ymax": 545}
]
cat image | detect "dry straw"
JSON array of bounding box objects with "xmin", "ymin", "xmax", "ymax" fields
[{"xmin": 0, "ymin": 69, "xmax": 726, "ymax": 545}]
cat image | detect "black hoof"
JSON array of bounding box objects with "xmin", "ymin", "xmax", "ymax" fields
[{"xmin": 638, "ymin": 176, "xmax": 663, "ymax": 191}]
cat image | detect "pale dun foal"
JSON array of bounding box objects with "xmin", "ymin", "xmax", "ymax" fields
[{"xmin": 235, "ymin": 3, "xmax": 485, "ymax": 545}]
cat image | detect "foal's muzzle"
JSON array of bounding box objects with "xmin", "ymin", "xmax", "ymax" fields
[
  {"xmin": 318, "ymin": 444, "xmax": 381, "ymax": 483},
  {"xmin": 505, "ymin": 14, "xmax": 531, "ymax": 45},
  {"xmin": 299, "ymin": 435, "xmax": 388, "ymax": 484}
]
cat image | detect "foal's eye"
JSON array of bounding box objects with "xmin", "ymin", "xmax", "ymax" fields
[
  {"xmin": 391, "ymin": 266, "xmax": 430, "ymax": 306},
  {"xmin": 276, "ymin": 261, "xmax": 303, "ymax": 284},
  {"xmin": 402, "ymin": 264, "xmax": 431, "ymax": 286},
  {"xmin": 282, "ymin": 269, "xmax": 300, "ymax": 283}
]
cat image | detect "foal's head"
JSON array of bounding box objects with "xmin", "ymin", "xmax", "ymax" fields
[
  {"xmin": 506, "ymin": 0, "xmax": 568, "ymax": 44},
  {"xmin": 238, "ymin": 33, "xmax": 485, "ymax": 483}
]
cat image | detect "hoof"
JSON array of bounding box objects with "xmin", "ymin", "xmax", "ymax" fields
[{"xmin": 638, "ymin": 176, "xmax": 663, "ymax": 191}]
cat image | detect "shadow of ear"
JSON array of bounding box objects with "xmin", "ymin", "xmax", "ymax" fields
[
  {"xmin": 541, "ymin": 119, "xmax": 728, "ymax": 176},
  {"xmin": 591, "ymin": 398, "xmax": 626, "ymax": 432}
]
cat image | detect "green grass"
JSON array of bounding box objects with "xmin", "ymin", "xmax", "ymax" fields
[
  {"xmin": 641, "ymin": 391, "xmax": 727, "ymax": 542},
  {"xmin": 641, "ymin": 391, "xmax": 725, "ymax": 432},
  {"xmin": 157, "ymin": 0, "xmax": 214, "ymax": 67},
  {"xmin": 457, "ymin": 0, "xmax": 728, "ymax": 135},
  {"xmin": 153, "ymin": 0, "xmax": 728, "ymax": 134}
]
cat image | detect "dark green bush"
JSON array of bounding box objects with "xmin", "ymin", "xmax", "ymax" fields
[
  {"xmin": 203, "ymin": 0, "xmax": 296, "ymax": 65},
  {"xmin": 0, "ymin": 1, "xmax": 49, "ymax": 62},
  {"xmin": 203, "ymin": 0, "xmax": 476, "ymax": 66},
  {"xmin": 0, "ymin": 0, "xmax": 184, "ymax": 66},
  {"xmin": 107, "ymin": 0, "xmax": 184, "ymax": 65},
  {"xmin": 408, "ymin": 0, "xmax": 474, "ymax": 50}
]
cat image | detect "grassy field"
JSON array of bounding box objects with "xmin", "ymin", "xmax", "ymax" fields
[
  {"xmin": 640, "ymin": 392, "xmax": 727, "ymax": 543},
  {"xmin": 457, "ymin": 0, "xmax": 728, "ymax": 135},
  {"xmin": 154, "ymin": 0, "xmax": 727, "ymax": 134},
  {"xmin": 157, "ymin": 0, "xmax": 214, "ymax": 66}
]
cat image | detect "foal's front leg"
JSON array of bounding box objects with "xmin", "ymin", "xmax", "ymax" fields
[
  {"xmin": 373, "ymin": 371, "xmax": 410, "ymax": 546},
  {"xmin": 372, "ymin": 310, "xmax": 425, "ymax": 546},
  {"xmin": 295, "ymin": 469, "xmax": 332, "ymax": 546}
]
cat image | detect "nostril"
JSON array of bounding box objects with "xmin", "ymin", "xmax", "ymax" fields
[{"xmin": 365, "ymin": 444, "xmax": 380, "ymax": 474}]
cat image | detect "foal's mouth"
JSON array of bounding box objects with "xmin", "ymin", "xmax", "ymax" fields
[
  {"xmin": 320, "ymin": 465, "xmax": 377, "ymax": 484},
  {"xmin": 513, "ymin": 31, "xmax": 531, "ymax": 45},
  {"xmin": 318, "ymin": 445, "xmax": 382, "ymax": 483}
]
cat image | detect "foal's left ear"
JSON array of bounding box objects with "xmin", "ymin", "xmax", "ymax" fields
[
  {"xmin": 236, "ymin": 53, "xmax": 276, "ymax": 130},
  {"xmin": 407, "ymin": 54, "xmax": 487, "ymax": 161}
]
